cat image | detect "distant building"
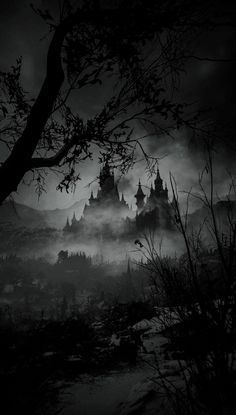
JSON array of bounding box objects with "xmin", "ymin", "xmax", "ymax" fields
[
  {"xmin": 134, "ymin": 180, "xmax": 145, "ymax": 214},
  {"xmin": 64, "ymin": 162, "xmax": 174, "ymax": 238},
  {"xmin": 136, "ymin": 169, "xmax": 173, "ymax": 231}
]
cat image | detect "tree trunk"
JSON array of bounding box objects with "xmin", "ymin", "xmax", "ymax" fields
[{"xmin": 0, "ymin": 14, "xmax": 73, "ymax": 204}]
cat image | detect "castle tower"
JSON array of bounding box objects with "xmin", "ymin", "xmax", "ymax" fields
[
  {"xmin": 89, "ymin": 190, "xmax": 95, "ymax": 205},
  {"xmin": 68, "ymin": 211, "xmax": 79, "ymax": 232},
  {"xmin": 135, "ymin": 180, "xmax": 145, "ymax": 213},
  {"xmin": 120, "ymin": 193, "xmax": 126, "ymax": 206},
  {"xmin": 149, "ymin": 183, "xmax": 155, "ymax": 200},
  {"xmin": 99, "ymin": 161, "xmax": 114, "ymax": 188},
  {"xmin": 114, "ymin": 183, "xmax": 120, "ymax": 201},
  {"xmin": 154, "ymin": 168, "xmax": 164, "ymax": 195},
  {"xmin": 64, "ymin": 217, "xmax": 70, "ymax": 232},
  {"xmin": 164, "ymin": 183, "xmax": 168, "ymax": 200},
  {"xmin": 98, "ymin": 161, "xmax": 119, "ymax": 201},
  {"xmin": 71, "ymin": 212, "xmax": 77, "ymax": 225}
]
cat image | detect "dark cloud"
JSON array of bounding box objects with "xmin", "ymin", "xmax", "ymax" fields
[
  {"xmin": 0, "ymin": 1, "xmax": 235, "ymax": 209},
  {"xmin": 181, "ymin": 24, "xmax": 236, "ymax": 157}
]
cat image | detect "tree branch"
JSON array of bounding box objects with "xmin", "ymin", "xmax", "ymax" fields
[{"xmin": 30, "ymin": 137, "xmax": 78, "ymax": 168}]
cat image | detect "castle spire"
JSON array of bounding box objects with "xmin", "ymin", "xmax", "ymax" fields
[
  {"xmin": 134, "ymin": 180, "xmax": 145, "ymax": 213},
  {"xmin": 72, "ymin": 211, "xmax": 77, "ymax": 224},
  {"xmin": 99, "ymin": 161, "xmax": 115, "ymax": 195},
  {"xmin": 154, "ymin": 167, "xmax": 164, "ymax": 194},
  {"xmin": 89, "ymin": 190, "xmax": 94, "ymax": 202},
  {"xmin": 164, "ymin": 182, "xmax": 168, "ymax": 200},
  {"xmin": 64, "ymin": 217, "xmax": 70, "ymax": 232}
]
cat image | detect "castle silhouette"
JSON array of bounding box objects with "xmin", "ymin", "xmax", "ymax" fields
[{"xmin": 64, "ymin": 162, "xmax": 173, "ymax": 239}]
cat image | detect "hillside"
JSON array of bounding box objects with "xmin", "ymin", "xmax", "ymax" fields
[
  {"xmin": 0, "ymin": 200, "xmax": 86, "ymax": 229},
  {"xmin": 187, "ymin": 200, "xmax": 236, "ymax": 230}
]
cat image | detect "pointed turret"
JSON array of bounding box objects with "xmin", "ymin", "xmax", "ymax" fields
[
  {"xmin": 154, "ymin": 167, "xmax": 164, "ymax": 194},
  {"xmin": 99, "ymin": 161, "xmax": 112, "ymax": 185},
  {"xmin": 135, "ymin": 180, "xmax": 145, "ymax": 213},
  {"xmin": 63, "ymin": 217, "xmax": 70, "ymax": 232},
  {"xmin": 99, "ymin": 161, "xmax": 116, "ymax": 197},
  {"xmin": 114, "ymin": 183, "xmax": 120, "ymax": 201},
  {"xmin": 120, "ymin": 192, "xmax": 126, "ymax": 206},
  {"xmin": 150, "ymin": 183, "xmax": 155, "ymax": 196},
  {"xmin": 164, "ymin": 182, "xmax": 168, "ymax": 200},
  {"xmin": 89, "ymin": 190, "xmax": 95, "ymax": 205},
  {"xmin": 71, "ymin": 211, "xmax": 77, "ymax": 225}
]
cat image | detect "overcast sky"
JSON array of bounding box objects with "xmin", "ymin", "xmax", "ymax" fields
[{"xmin": 0, "ymin": 0, "xmax": 235, "ymax": 210}]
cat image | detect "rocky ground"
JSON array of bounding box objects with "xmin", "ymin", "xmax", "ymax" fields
[{"xmin": 44, "ymin": 319, "xmax": 187, "ymax": 415}]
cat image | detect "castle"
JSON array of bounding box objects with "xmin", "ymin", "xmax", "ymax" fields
[{"xmin": 64, "ymin": 162, "xmax": 173, "ymax": 239}]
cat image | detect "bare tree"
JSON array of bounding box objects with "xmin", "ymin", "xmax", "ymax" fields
[
  {"xmin": 138, "ymin": 147, "xmax": 236, "ymax": 414},
  {"xmin": 0, "ymin": 0, "xmax": 233, "ymax": 203}
]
